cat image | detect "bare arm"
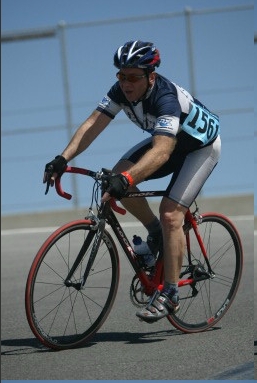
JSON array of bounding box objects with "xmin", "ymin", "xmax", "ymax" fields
[
  {"xmin": 127, "ymin": 135, "xmax": 177, "ymax": 184},
  {"xmin": 61, "ymin": 110, "xmax": 112, "ymax": 161},
  {"xmin": 43, "ymin": 110, "xmax": 112, "ymax": 186},
  {"xmin": 101, "ymin": 134, "xmax": 176, "ymax": 202}
]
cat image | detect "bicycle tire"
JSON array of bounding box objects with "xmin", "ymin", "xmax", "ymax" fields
[
  {"xmin": 167, "ymin": 213, "xmax": 243, "ymax": 333},
  {"xmin": 25, "ymin": 220, "xmax": 120, "ymax": 350}
]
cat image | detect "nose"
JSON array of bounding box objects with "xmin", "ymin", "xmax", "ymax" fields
[{"xmin": 121, "ymin": 81, "xmax": 133, "ymax": 90}]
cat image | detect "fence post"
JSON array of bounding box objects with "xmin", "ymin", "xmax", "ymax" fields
[
  {"xmin": 58, "ymin": 21, "xmax": 79, "ymax": 208},
  {"xmin": 184, "ymin": 7, "xmax": 196, "ymax": 97}
]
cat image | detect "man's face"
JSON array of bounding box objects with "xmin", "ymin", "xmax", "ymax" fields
[{"xmin": 117, "ymin": 68, "xmax": 154, "ymax": 102}]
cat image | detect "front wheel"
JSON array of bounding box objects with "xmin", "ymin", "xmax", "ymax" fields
[
  {"xmin": 25, "ymin": 220, "xmax": 120, "ymax": 350},
  {"xmin": 168, "ymin": 213, "xmax": 243, "ymax": 333}
]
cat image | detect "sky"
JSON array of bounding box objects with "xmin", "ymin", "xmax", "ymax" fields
[{"xmin": 1, "ymin": 0, "xmax": 255, "ymax": 215}]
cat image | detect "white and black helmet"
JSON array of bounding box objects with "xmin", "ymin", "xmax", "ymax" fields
[{"xmin": 114, "ymin": 40, "xmax": 161, "ymax": 72}]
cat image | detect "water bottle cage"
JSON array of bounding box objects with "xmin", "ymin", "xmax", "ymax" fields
[
  {"xmin": 136, "ymin": 254, "xmax": 147, "ymax": 268},
  {"xmin": 136, "ymin": 252, "xmax": 155, "ymax": 268}
]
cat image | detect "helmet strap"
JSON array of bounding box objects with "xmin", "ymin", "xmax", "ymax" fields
[{"xmin": 132, "ymin": 70, "xmax": 155, "ymax": 106}]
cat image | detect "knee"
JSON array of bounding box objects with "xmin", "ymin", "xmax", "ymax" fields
[
  {"xmin": 159, "ymin": 199, "xmax": 187, "ymax": 232},
  {"xmin": 160, "ymin": 211, "xmax": 183, "ymax": 231}
]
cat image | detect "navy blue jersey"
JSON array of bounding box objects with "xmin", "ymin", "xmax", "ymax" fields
[{"xmin": 97, "ymin": 74, "xmax": 220, "ymax": 151}]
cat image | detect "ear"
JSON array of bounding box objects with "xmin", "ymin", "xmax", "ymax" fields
[{"xmin": 149, "ymin": 72, "xmax": 156, "ymax": 85}]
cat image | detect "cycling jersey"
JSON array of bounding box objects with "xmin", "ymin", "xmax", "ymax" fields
[{"xmin": 97, "ymin": 74, "xmax": 220, "ymax": 150}]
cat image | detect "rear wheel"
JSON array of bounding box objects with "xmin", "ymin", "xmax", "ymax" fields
[
  {"xmin": 25, "ymin": 220, "xmax": 120, "ymax": 350},
  {"xmin": 168, "ymin": 213, "xmax": 243, "ymax": 332}
]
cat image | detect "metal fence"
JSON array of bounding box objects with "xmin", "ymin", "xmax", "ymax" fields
[{"xmin": 1, "ymin": 4, "xmax": 254, "ymax": 214}]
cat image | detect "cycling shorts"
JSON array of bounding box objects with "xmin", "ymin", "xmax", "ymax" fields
[{"xmin": 119, "ymin": 135, "xmax": 221, "ymax": 208}]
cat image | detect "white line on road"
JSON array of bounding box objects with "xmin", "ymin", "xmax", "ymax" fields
[
  {"xmin": 1, "ymin": 221, "xmax": 142, "ymax": 236},
  {"xmin": 1, "ymin": 215, "xmax": 254, "ymax": 236}
]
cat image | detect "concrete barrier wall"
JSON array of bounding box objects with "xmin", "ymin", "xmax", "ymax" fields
[{"xmin": 1, "ymin": 194, "xmax": 254, "ymax": 230}]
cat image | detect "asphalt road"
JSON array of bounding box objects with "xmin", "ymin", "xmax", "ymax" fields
[{"xmin": 1, "ymin": 214, "xmax": 255, "ymax": 380}]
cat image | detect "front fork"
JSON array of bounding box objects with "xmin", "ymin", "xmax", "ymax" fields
[{"xmin": 64, "ymin": 218, "xmax": 106, "ymax": 290}]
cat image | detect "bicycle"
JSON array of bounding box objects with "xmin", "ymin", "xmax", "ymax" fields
[{"xmin": 25, "ymin": 166, "xmax": 243, "ymax": 350}]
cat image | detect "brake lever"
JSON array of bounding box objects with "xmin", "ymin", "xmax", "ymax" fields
[
  {"xmin": 45, "ymin": 180, "xmax": 51, "ymax": 195},
  {"xmin": 44, "ymin": 165, "xmax": 54, "ymax": 195}
]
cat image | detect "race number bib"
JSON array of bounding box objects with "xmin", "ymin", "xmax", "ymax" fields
[{"xmin": 182, "ymin": 103, "xmax": 220, "ymax": 145}]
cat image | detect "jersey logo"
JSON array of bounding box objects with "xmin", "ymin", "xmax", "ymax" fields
[
  {"xmin": 99, "ymin": 96, "xmax": 110, "ymax": 107},
  {"xmin": 158, "ymin": 118, "xmax": 170, "ymax": 127}
]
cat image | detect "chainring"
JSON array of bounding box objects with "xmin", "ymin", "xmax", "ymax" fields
[{"xmin": 129, "ymin": 274, "xmax": 151, "ymax": 308}]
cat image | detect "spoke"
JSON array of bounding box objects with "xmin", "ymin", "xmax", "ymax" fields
[
  {"xmin": 27, "ymin": 224, "xmax": 119, "ymax": 348},
  {"xmin": 34, "ymin": 283, "xmax": 65, "ymax": 303},
  {"xmin": 36, "ymin": 287, "xmax": 76, "ymax": 325},
  {"xmin": 170, "ymin": 216, "xmax": 242, "ymax": 332}
]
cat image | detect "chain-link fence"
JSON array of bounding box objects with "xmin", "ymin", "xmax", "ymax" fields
[{"xmin": 2, "ymin": 4, "xmax": 254, "ymax": 214}]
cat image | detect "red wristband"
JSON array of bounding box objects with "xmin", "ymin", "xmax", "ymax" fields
[{"xmin": 121, "ymin": 171, "xmax": 135, "ymax": 186}]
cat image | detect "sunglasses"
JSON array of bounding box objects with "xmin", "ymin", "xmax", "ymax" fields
[{"xmin": 116, "ymin": 72, "xmax": 147, "ymax": 83}]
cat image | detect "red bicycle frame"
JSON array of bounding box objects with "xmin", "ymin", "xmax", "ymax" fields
[{"xmin": 54, "ymin": 166, "xmax": 213, "ymax": 298}]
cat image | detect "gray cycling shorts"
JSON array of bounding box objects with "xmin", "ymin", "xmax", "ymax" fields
[{"xmin": 120, "ymin": 135, "xmax": 221, "ymax": 208}]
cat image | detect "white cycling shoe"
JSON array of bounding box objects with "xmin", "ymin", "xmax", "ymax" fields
[{"xmin": 136, "ymin": 292, "xmax": 180, "ymax": 323}]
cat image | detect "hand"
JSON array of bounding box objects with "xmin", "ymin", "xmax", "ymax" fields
[
  {"xmin": 43, "ymin": 155, "xmax": 68, "ymax": 194},
  {"xmin": 101, "ymin": 173, "xmax": 131, "ymax": 201}
]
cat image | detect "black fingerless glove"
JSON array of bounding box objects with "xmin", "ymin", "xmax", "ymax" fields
[
  {"xmin": 45, "ymin": 155, "xmax": 68, "ymax": 177},
  {"xmin": 105, "ymin": 173, "xmax": 131, "ymax": 200}
]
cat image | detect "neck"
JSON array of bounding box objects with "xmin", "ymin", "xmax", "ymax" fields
[{"xmin": 132, "ymin": 79, "xmax": 155, "ymax": 106}]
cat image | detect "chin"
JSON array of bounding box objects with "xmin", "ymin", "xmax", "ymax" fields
[
  {"xmin": 123, "ymin": 91, "xmax": 135, "ymax": 102},
  {"xmin": 126, "ymin": 95, "xmax": 137, "ymax": 103}
]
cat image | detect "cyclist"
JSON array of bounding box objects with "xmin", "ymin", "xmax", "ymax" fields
[{"xmin": 44, "ymin": 40, "xmax": 221, "ymax": 323}]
